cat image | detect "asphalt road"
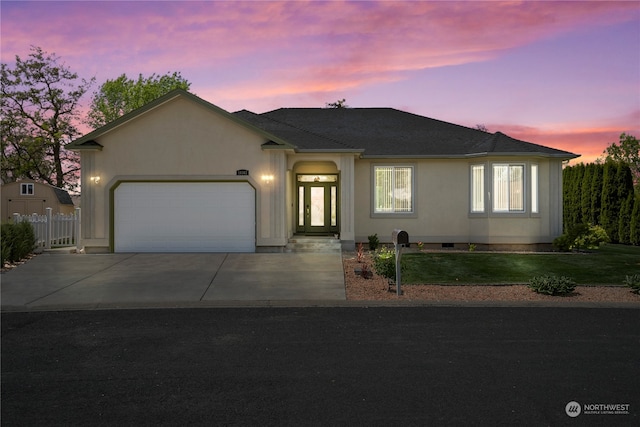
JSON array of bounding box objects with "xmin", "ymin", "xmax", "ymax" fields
[{"xmin": 2, "ymin": 307, "xmax": 638, "ymax": 426}]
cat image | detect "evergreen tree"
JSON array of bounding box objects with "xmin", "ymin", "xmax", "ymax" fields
[
  {"xmin": 630, "ymin": 196, "xmax": 640, "ymax": 246},
  {"xmin": 569, "ymin": 164, "xmax": 584, "ymax": 228},
  {"xmin": 562, "ymin": 165, "xmax": 574, "ymax": 231},
  {"xmin": 580, "ymin": 163, "xmax": 593, "ymax": 224},
  {"xmin": 618, "ymin": 193, "xmax": 634, "ymax": 244},
  {"xmin": 601, "ymin": 162, "xmax": 620, "ymax": 243},
  {"xmin": 590, "ymin": 163, "xmax": 604, "ymax": 225}
]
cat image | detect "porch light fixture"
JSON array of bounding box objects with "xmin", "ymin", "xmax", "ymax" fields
[
  {"xmin": 90, "ymin": 176, "xmax": 101, "ymax": 184},
  {"xmin": 261, "ymin": 174, "xmax": 274, "ymax": 184}
]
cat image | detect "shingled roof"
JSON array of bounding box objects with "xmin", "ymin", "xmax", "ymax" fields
[{"xmin": 236, "ymin": 107, "xmax": 578, "ymax": 159}]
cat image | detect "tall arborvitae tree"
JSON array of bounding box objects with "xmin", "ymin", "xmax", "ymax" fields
[
  {"xmin": 568, "ymin": 163, "xmax": 585, "ymax": 229},
  {"xmin": 590, "ymin": 163, "xmax": 604, "ymax": 225},
  {"xmin": 580, "ymin": 163, "xmax": 594, "ymax": 224},
  {"xmin": 601, "ymin": 162, "xmax": 621, "ymax": 243},
  {"xmin": 616, "ymin": 163, "xmax": 635, "ymax": 244},
  {"xmin": 562, "ymin": 165, "xmax": 574, "ymax": 231},
  {"xmin": 630, "ymin": 196, "xmax": 640, "ymax": 246},
  {"xmin": 619, "ymin": 193, "xmax": 634, "ymax": 244}
]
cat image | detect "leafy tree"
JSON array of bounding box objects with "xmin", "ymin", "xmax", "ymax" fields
[
  {"xmin": 603, "ymin": 133, "xmax": 639, "ymax": 192},
  {"xmin": 324, "ymin": 99, "xmax": 349, "ymax": 109},
  {"xmin": 86, "ymin": 72, "xmax": 191, "ymax": 129},
  {"xmin": 1, "ymin": 46, "xmax": 93, "ymax": 190}
]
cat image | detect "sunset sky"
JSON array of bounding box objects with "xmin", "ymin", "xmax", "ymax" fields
[{"xmin": 2, "ymin": 0, "xmax": 639, "ymax": 164}]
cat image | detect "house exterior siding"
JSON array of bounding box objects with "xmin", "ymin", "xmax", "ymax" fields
[{"xmin": 69, "ymin": 90, "xmax": 576, "ymax": 253}]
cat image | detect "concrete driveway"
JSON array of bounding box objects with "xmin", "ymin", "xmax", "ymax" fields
[{"xmin": 1, "ymin": 252, "xmax": 346, "ymax": 311}]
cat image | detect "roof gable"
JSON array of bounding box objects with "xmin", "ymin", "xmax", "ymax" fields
[{"xmin": 67, "ymin": 89, "xmax": 294, "ymax": 150}]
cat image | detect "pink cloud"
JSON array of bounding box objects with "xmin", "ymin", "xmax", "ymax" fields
[
  {"xmin": 2, "ymin": 1, "xmax": 636, "ymax": 93},
  {"xmin": 495, "ymin": 110, "xmax": 640, "ymax": 165}
]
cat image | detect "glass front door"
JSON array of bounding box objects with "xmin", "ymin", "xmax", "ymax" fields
[{"xmin": 297, "ymin": 175, "xmax": 339, "ymax": 234}]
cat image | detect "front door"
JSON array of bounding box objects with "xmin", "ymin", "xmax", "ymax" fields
[{"xmin": 296, "ymin": 174, "xmax": 339, "ymax": 235}]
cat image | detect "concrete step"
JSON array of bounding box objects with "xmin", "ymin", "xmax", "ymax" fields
[{"xmin": 285, "ymin": 237, "xmax": 342, "ymax": 253}]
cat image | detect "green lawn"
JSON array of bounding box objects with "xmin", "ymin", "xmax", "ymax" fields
[{"xmin": 400, "ymin": 244, "xmax": 640, "ymax": 285}]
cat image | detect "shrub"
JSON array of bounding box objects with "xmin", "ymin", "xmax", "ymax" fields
[
  {"xmin": 368, "ymin": 233, "xmax": 379, "ymax": 251},
  {"xmin": 623, "ymin": 274, "xmax": 640, "ymax": 294},
  {"xmin": 1, "ymin": 221, "xmax": 36, "ymax": 266},
  {"xmin": 372, "ymin": 246, "xmax": 395, "ymax": 280},
  {"xmin": 528, "ymin": 274, "xmax": 576, "ymax": 296},
  {"xmin": 573, "ymin": 225, "xmax": 609, "ymax": 250},
  {"xmin": 554, "ymin": 224, "xmax": 609, "ymax": 251}
]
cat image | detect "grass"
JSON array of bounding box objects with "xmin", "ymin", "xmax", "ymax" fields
[{"xmin": 400, "ymin": 244, "xmax": 640, "ymax": 285}]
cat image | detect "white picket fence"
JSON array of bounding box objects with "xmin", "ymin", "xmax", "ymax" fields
[{"xmin": 13, "ymin": 207, "xmax": 81, "ymax": 250}]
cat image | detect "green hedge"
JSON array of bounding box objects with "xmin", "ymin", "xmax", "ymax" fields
[{"xmin": 1, "ymin": 221, "xmax": 36, "ymax": 266}]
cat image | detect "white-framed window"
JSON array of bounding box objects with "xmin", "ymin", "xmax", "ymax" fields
[
  {"xmin": 531, "ymin": 164, "xmax": 538, "ymax": 214},
  {"xmin": 20, "ymin": 183, "xmax": 34, "ymax": 195},
  {"xmin": 493, "ymin": 164, "xmax": 524, "ymax": 212},
  {"xmin": 470, "ymin": 163, "xmax": 538, "ymax": 214},
  {"xmin": 471, "ymin": 164, "xmax": 485, "ymax": 213},
  {"xmin": 374, "ymin": 165, "xmax": 413, "ymax": 213}
]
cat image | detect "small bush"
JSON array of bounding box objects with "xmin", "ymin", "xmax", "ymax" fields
[
  {"xmin": 554, "ymin": 224, "xmax": 609, "ymax": 252},
  {"xmin": 372, "ymin": 246, "xmax": 395, "ymax": 279},
  {"xmin": 528, "ymin": 274, "xmax": 576, "ymax": 296},
  {"xmin": 623, "ymin": 274, "xmax": 640, "ymax": 294},
  {"xmin": 368, "ymin": 233, "xmax": 379, "ymax": 251},
  {"xmin": 1, "ymin": 221, "xmax": 36, "ymax": 266}
]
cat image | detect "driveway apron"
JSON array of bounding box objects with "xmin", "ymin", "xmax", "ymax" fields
[{"xmin": 1, "ymin": 252, "xmax": 346, "ymax": 310}]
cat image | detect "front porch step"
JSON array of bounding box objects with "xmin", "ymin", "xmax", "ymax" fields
[{"xmin": 285, "ymin": 237, "xmax": 342, "ymax": 253}]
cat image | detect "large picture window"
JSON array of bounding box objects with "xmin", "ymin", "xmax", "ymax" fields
[
  {"xmin": 470, "ymin": 163, "xmax": 538, "ymax": 215},
  {"xmin": 374, "ymin": 165, "xmax": 413, "ymax": 213},
  {"xmin": 493, "ymin": 164, "xmax": 524, "ymax": 212}
]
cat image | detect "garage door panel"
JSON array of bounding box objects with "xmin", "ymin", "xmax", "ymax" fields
[{"xmin": 114, "ymin": 182, "xmax": 255, "ymax": 252}]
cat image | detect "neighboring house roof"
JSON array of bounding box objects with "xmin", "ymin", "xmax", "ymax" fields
[
  {"xmin": 52, "ymin": 186, "xmax": 74, "ymax": 205},
  {"xmin": 68, "ymin": 89, "xmax": 578, "ymax": 160}
]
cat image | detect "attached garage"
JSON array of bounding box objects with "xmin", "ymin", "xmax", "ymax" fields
[{"xmin": 114, "ymin": 182, "xmax": 255, "ymax": 252}]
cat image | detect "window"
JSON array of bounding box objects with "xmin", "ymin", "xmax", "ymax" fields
[
  {"xmin": 470, "ymin": 163, "xmax": 539, "ymax": 215},
  {"xmin": 471, "ymin": 165, "xmax": 485, "ymax": 213},
  {"xmin": 531, "ymin": 164, "xmax": 538, "ymax": 214},
  {"xmin": 493, "ymin": 164, "xmax": 524, "ymax": 212},
  {"xmin": 20, "ymin": 183, "xmax": 34, "ymax": 195},
  {"xmin": 374, "ymin": 166, "xmax": 413, "ymax": 213}
]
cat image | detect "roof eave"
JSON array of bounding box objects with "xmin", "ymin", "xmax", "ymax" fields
[
  {"xmin": 295, "ymin": 148, "xmax": 365, "ymax": 154},
  {"xmin": 361, "ymin": 152, "xmax": 581, "ymax": 160}
]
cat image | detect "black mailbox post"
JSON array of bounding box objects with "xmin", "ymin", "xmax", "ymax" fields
[{"xmin": 391, "ymin": 229, "xmax": 409, "ymax": 295}]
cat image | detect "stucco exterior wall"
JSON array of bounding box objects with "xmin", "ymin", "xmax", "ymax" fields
[
  {"xmin": 80, "ymin": 97, "xmax": 286, "ymax": 252},
  {"xmin": 353, "ymin": 157, "xmax": 564, "ymax": 246}
]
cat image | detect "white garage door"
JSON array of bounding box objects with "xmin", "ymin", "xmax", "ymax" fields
[{"xmin": 114, "ymin": 182, "xmax": 255, "ymax": 252}]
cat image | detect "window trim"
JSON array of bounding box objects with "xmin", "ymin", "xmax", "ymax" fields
[
  {"xmin": 20, "ymin": 183, "xmax": 34, "ymax": 195},
  {"xmin": 371, "ymin": 164, "xmax": 417, "ymax": 217},
  {"xmin": 469, "ymin": 161, "xmax": 539, "ymax": 217},
  {"xmin": 470, "ymin": 164, "xmax": 486, "ymax": 215},
  {"xmin": 492, "ymin": 163, "xmax": 525, "ymax": 213}
]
